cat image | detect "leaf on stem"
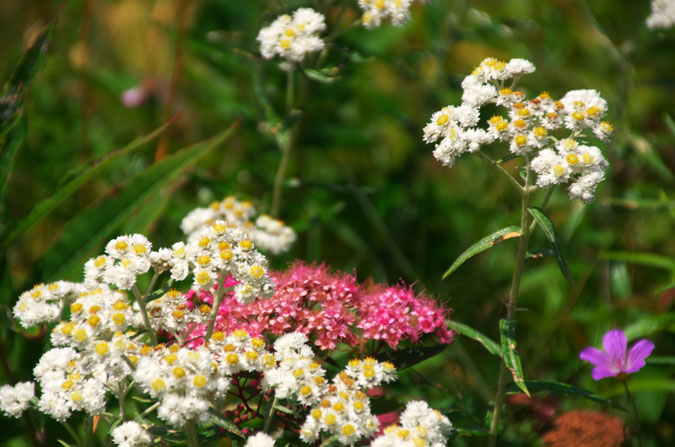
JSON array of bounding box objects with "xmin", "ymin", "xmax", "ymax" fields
[
  {"xmin": 499, "ymin": 319, "xmax": 529, "ymax": 397},
  {"xmin": 376, "ymin": 344, "xmax": 448, "ymax": 371},
  {"xmin": 208, "ymin": 408, "xmax": 245, "ymax": 438},
  {"xmin": 527, "ymin": 207, "xmax": 573, "ymax": 283},
  {"xmin": 442, "ymin": 226, "xmax": 521, "ymax": 279},
  {"xmin": 505, "ymin": 380, "xmax": 625, "ymax": 410},
  {"xmin": 447, "ymin": 321, "xmax": 501, "ymax": 357}
]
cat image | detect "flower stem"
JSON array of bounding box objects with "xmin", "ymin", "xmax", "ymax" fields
[
  {"xmin": 623, "ymin": 380, "xmax": 642, "ymax": 447},
  {"xmin": 132, "ymin": 285, "xmax": 158, "ymax": 346},
  {"xmin": 184, "ymin": 420, "xmax": 200, "ymax": 447},
  {"xmin": 271, "ymin": 70, "xmax": 296, "ymax": 218},
  {"xmin": 478, "ymin": 150, "xmax": 524, "ymax": 194},
  {"xmin": 59, "ymin": 421, "xmax": 81, "ymax": 447},
  {"xmin": 204, "ymin": 279, "xmax": 230, "ymax": 342},
  {"xmin": 263, "ymin": 396, "xmax": 278, "ymax": 433},
  {"xmin": 488, "ymin": 157, "xmax": 532, "ymax": 447}
]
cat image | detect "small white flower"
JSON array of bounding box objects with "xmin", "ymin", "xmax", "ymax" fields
[
  {"xmin": 646, "ymin": 0, "xmax": 675, "ymax": 29},
  {"xmin": 257, "ymin": 8, "xmax": 326, "ymax": 68},
  {"xmin": 243, "ymin": 432, "xmax": 276, "ymax": 447},
  {"xmin": 112, "ymin": 421, "xmax": 152, "ymax": 447},
  {"xmin": 0, "ymin": 382, "xmax": 35, "ymax": 418}
]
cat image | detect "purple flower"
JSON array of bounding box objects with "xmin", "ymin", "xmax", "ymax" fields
[{"xmin": 579, "ymin": 329, "xmax": 654, "ymax": 380}]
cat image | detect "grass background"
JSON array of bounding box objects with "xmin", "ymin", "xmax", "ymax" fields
[{"xmin": 0, "ymin": 0, "xmax": 673, "ymax": 445}]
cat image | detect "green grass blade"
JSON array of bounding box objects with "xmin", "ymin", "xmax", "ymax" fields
[
  {"xmin": 505, "ymin": 380, "xmax": 624, "ymax": 410},
  {"xmin": 442, "ymin": 226, "xmax": 521, "ymax": 279},
  {"xmin": 1, "ymin": 117, "xmax": 179, "ymax": 248},
  {"xmin": 500, "ymin": 319, "xmax": 529, "ymax": 396},
  {"xmin": 448, "ymin": 321, "xmax": 501, "ymax": 357},
  {"xmin": 38, "ymin": 121, "xmax": 240, "ymax": 282},
  {"xmin": 528, "ymin": 207, "xmax": 573, "ymax": 283},
  {"xmin": 600, "ymin": 251, "xmax": 675, "ymax": 271}
]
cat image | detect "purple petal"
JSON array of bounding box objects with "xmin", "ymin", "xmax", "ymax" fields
[
  {"xmin": 591, "ymin": 365, "xmax": 617, "ymax": 381},
  {"xmin": 602, "ymin": 329, "xmax": 627, "ymax": 366},
  {"xmin": 624, "ymin": 339, "xmax": 655, "ymax": 374},
  {"xmin": 579, "ymin": 347, "xmax": 610, "ymax": 367}
]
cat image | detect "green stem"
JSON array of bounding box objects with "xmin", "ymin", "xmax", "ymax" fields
[
  {"xmin": 144, "ymin": 271, "xmax": 159, "ymax": 297},
  {"xmin": 132, "ymin": 285, "xmax": 158, "ymax": 346},
  {"xmin": 623, "ymin": 380, "xmax": 642, "ymax": 447},
  {"xmin": 478, "ymin": 150, "xmax": 524, "ymax": 194},
  {"xmin": 271, "ymin": 70, "xmax": 297, "ymax": 218},
  {"xmin": 204, "ymin": 278, "xmax": 230, "ymax": 342},
  {"xmin": 59, "ymin": 421, "xmax": 81, "ymax": 447},
  {"xmin": 83, "ymin": 416, "xmax": 93, "ymax": 447},
  {"xmin": 263, "ymin": 396, "xmax": 278, "ymax": 433},
  {"xmin": 488, "ymin": 157, "xmax": 532, "ymax": 447},
  {"xmin": 184, "ymin": 420, "xmax": 200, "ymax": 447}
]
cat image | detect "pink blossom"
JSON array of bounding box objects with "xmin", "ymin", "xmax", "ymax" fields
[{"xmin": 579, "ymin": 329, "xmax": 654, "ymax": 380}]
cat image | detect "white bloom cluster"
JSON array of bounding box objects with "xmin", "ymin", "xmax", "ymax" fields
[
  {"xmin": 294, "ymin": 349, "xmax": 396, "ymax": 446},
  {"xmin": 369, "ymin": 401, "xmax": 453, "ymax": 447},
  {"xmin": 0, "ymin": 382, "xmax": 34, "ymax": 418},
  {"xmin": 358, "ymin": 0, "xmax": 415, "ymax": 28},
  {"xmin": 423, "ymin": 57, "xmax": 613, "ymax": 203},
  {"xmin": 243, "ymin": 432, "xmax": 276, "ymax": 447},
  {"xmin": 84, "ymin": 234, "xmax": 153, "ymax": 290},
  {"xmin": 257, "ymin": 8, "xmax": 326, "ymax": 69},
  {"xmin": 181, "ymin": 196, "xmax": 296, "ymax": 255},
  {"xmin": 13, "ymin": 281, "xmax": 82, "ymax": 328},
  {"xmin": 647, "ymin": 0, "xmax": 675, "ymax": 29},
  {"xmin": 112, "ymin": 421, "xmax": 152, "ymax": 447}
]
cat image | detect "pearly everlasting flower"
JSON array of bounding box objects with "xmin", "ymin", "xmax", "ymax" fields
[
  {"xmin": 424, "ymin": 57, "xmax": 613, "ymax": 203},
  {"xmin": 0, "ymin": 382, "xmax": 35, "ymax": 418},
  {"xmin": 244, "ymin": 432, "xmax": 276, "ymax": 447},
  {"xmin": 646, "ymin": 0, "xmax": 675, "ymax": 29},
  {"xmin": 112, "ymin": 421, "xmax": 152, "ymax": 447},
  {"xmin": 359, "ymin": 0, "xmax": 416, "ymax": 29},
  {"xmin": 257, "ymin": 9, "xmax": 326, "ymax": 69},
  {"xmin": 13, "ymin": 281, "xmax": 82, "ymax": 328},
  {"xmin": 181, "ymin": 196, "xmax": 296, "ymax": 254},
  {"xmin": 580, "ymin": 329, "xmax": 655, "ymax": 380},
  {"xmin": 369, "ymin": 401, "xmax": 452, "ymax": 447}
]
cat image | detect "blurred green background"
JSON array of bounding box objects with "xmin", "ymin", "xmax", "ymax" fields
[{"xmin": 0, "ymin": 0, "xmax": 673, "ymax": 445}]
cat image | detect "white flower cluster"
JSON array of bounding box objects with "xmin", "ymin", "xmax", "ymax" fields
[
  {"xmin": 257, "ymin": 8, "xmax": 326, "ymax": 69},
  {"xmin": 647, "ymin": 0, "xmax": 675, "ymax": 29},
  {"xmin": 244, "ymin": 432, "xmax": 276, "ymax": 447},
  {"xmin": 369, "ymin": 401, "xmax": 453, "ymax": 447},
  {"xmin": 423, "ymin": 57, "xmax": 613, "ymax": 203},
  {"xmin": 13, "ymin": 281, "xmax": 82, "ymax": 328},
  {"xmin": 111, "ymin": 421, "xmax": 152, "ymax": 447},
  {"xmin": 358, "ymin": 0, "xmax": 419, "ymax": 28},
  {"xmin": 181, "ymin": 196, "xmax": 296, "ymax": 255},
  {"xmin": 0, "ymin": 382, "xmax": 34, "ymax": 418}
]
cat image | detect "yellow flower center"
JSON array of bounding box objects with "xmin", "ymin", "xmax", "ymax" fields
[
  {"xmin": 152, "ymin": 378, "xmax": 165, "ymax": 391},
  {"xmin": 342, "ymin": 424, "xmax": 355, "ymax": 436},
  {"xmin": 566, "ymin": 154, "xmax": 579, "ymax": 165},
  {"xmin": 193, "ymin": 375, "xmax": 207, "ymax": 387},
  {"xmin": 514, "ymin": 135, "xmax": 528, "ymax": 146},
  {"xmin": 436, "ymin": 115, "xmax": 449, "ymax": 125}
]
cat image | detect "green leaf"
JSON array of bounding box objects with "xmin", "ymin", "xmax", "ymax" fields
[
  {"xmin": 499, "ymin": 319, "xmax": 529, "ymax": 396},
  {"xmin": 647, "ymin": 356, "xmax": 675, "ymax": 365},
  {"xmin": 600, "ymin": 251, "xmax": 675, "ymax": 271},
  {"xmin": 454, "ymin": 425, "xmax": 490, "ymax": 437},
  {"xmin": 528, "ymin": 207, "xmax": 573, "ymax": 283},
  {"xmin": 1, "ymin": 117, "xmax": 177, "ymax": 248},
  {"xmin": 0, "ymin": 12, "xmax": 58, "ymax": 133},
  {"xmin": 623, "ymin": 314, "xmax": 675, "ymax": 340},
  {"xmin": 376, "ymin": 344, "xmax": 448, "ymax": 371},
  {"xmin": 0, "ymin": 116, "xmax": 26, "ymax": 204},
  {"xmin": 505, "ymin": 380, "xmax": 624, "ymax": 410},
  {"xmin": 208, "ymin": 408, "xmax": 245, "ymax": 438},
  {"xmin": 303, "ymin": 68, "xmax": 340, "ymax": 84},
  {"xmin": 39, "ymin": 120, "xmax": 240, "ymax": 281},
  {"xmin": 447, "ymin": 321, "xmax": 501, "ymax": 357},
  {"xmin": 442, "ymin": 226, "xmax": 521, "ymax": 279}
]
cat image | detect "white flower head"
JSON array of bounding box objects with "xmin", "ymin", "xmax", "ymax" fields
[
  {"xmin": 0, "ymin": 382, "xmax": 35, "ymax": 418},
  {"xmin": 112, "ymin": 421, "xmax": 152, "ymax": 447},
  {"xmin": 646, "ymin": 0, "xmax": 675, "ymax": 29},
  {"xmin": 257, "ymin": 8, "xmax": 326, "ymax": 68},
  {"xmin": 243, "ymin": 432, "xmax": 276, "ymax": 447}
]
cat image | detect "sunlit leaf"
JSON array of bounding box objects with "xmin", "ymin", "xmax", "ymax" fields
[
  {"xmin": 500, "ymin": 319, "xmax": 529, "ymax": 396},
  {"xmin": 448, "ymin": 321, "xmax": 501, "ymax": 357},
  {"xmin": 528, "ymin": 207, "xmax": 572, "ymax": 283},
  {"xmin": 442, "ymin": 226, "xmax": 521, "ymax": 279}
]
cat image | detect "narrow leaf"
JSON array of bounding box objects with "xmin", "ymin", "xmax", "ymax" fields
[
  {"xmin": 39, "ymin": 121, "xmax": 239, "ymax": 281},
  {"xmin": 600, "ymin": 251, "xmax": 675, "ymax": 271},
  {"xmin": 505, "ymin": 380, "xmax": 624, "ymax": 410},
  {"xmin": 500, "ymin": 319, "xmax": 529, "ymax": 396},
  {"xmin": 647, "ymin": 356, "xmax": 675, "ymax": 365},
  {"xmin": 528, "ymin": 207, "xmax": 572, "ymax": 283},
  {"xmin": 0, "ymin": 116, "xmax": 26, "ymax": 203},
  {"xmin": 447, "ymin": 321, "xmax": 501, "ymax": 357},
  {"xmin": 376, "ymin": 344, "xmax": 447, "ymax": 371},
  {"xmin": 1, "ymin": 117, "xmax": 178, "ymax": 247},
  {"xmin": 443, "ymin": 226, "xmax": 521, "ymax": 279}
]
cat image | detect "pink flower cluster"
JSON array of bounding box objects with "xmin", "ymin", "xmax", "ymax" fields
[{"xmin": 184, "ymin": 262, "xmax": 453, "ymax": 351}]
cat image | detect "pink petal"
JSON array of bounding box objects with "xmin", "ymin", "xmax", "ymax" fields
[
  {"xmin": 579, "ymin": 347, "xmax": 610, "ymax": 367},
  {"xmin": 624, "ymin": 339, "xmax": 655, "ymax": 374},
  {"xmin": 591, "ymin": 365, "xmax": 617, "ymax": 380},
  {"xmin": 602, "ymin": 329, "xmax": 627, "ymax": 366}
]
